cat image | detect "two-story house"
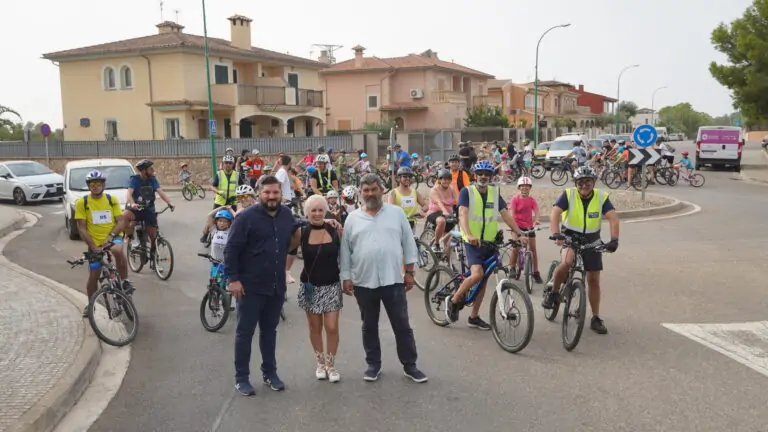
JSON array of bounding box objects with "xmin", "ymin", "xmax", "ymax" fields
[
  {"xmin": 569, "ymin": 84, "xmax": 617, "ymax": 116},
  {"xmin": 42, "ymin": 15, "xmax": 326, "ymax": 141},
  {"xmin": 319, "ymin": 47, "xmax": 494, "ymax": 132},
  {"xmin": 491, "ymin": 79, "xmax": 558, "ymax": 127}
]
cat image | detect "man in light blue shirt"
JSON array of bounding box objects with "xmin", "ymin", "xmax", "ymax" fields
[{"xmin": 340, "ymin": 173, "xmax": 427, "ymax": 384}]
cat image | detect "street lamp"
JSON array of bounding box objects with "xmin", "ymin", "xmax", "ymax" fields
[
  {"xmin": 650, "ymin": 86, "xmax": 668, "ymax": 126},
  {"xmin": 534, "ymin": 23, "xmax": 571, "ymax": 147},
  {"xmin": 615, "ymin": 64, "xmax": 639, "ymax": 134},
  {"xmin": 202, "ymin": 0, "xmax": 217, "ymax": 176}
]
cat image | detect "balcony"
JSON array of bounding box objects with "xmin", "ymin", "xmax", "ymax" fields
[
  {"xmin": 473, "ymin": 95, "xmax": 502, "ymax": 107},
  {"xmin": 432, "ymin": 90, "xmax": 469, "ymax": 105},
  {"xmin": 211, "ymin": 84, "xmax": 323, "ymax": 113}
]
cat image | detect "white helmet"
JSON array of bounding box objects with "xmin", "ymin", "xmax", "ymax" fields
[
  {"xmin": 236, "ymin": 184, "xmax": 255, "ymax": 196},
  {"xmin": 326, "ymin": 190, "xmax": 338, "ymax": 198},
  {"xmin": 225, "ymin": 147, "xmax": 234, "ymax": 153},
  {"xmin": 342, "ymin": 186, "xmax": 357, "ymax": 200},
  {"xmin": 251, "ymin": 149, "xmax": 260, "ymax": 155},
  {"xmin": 222, "ymin": 155, "xmax": 235, "ymax": 164},
  {"xmin": 517, "ymin": 176, "xmax": 533, "ymax": 187},
  {"xmin": 316, "ymin": 154, "xmax": 330, "ymax": 164}
]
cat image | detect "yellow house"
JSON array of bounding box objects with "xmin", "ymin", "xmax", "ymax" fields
[{"xmin": 43, "ymin": 15, "xmax": 326, "ymax": 141}]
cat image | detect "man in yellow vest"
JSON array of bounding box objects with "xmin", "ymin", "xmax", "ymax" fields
[
  {"xmin": 388, "ymin": 167, "xmax": 427, "ymax": 230},
  {"xmin": 446, "ymin": 160, "xmax": 527, "ymax": 329},
  {"xmin": 545, "ymin": 166, "xmax": 620, "ymax": 335},
  {"xmin": 209, "ymin": 155, "xmax": 242, "ymax": 211}
]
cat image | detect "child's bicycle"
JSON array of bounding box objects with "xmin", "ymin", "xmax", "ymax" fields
[
  {"xmin": 667, "ymin": 164, "xmax": 705, "ymax": 187},
  {"xmin": 197, "ymin": 253, "xmax": 233, "ymax": 332},
  {"xmin": 181, "ymin": 180, "xmax": 206, "ymax": 201}
]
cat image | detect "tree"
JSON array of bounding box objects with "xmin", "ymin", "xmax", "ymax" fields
[
  {"xmin": 0, "ymin": 104, "xmax": 22, "ymax": 130},
  {"xmin": 709, "ymin": 0, "xmax": 768, "ymax": 124},
  {"xmin": 618, "ymin": 101, "xmax": 638, "ymax": 120},
  {"xmin": 464, "ymin": 105, "xmax": 509, "ymax": 128},
  {"xmin": 593, "ymin": 114, "xmax": 615, "ymax": 128},
  {"xmin": 657, "ymin": 103, "xmax": 714, "ymax": 137},
  {"xmin": 712, "ymin": 112, "xmax": 739, "ymax": 126}
]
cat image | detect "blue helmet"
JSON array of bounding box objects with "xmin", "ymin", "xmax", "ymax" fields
[
  {"xmin": 472, "ymin": 160, "xmax": 495, "ymax": 173},
  {"xmin": 360, "ymin": 153, "xmax": 367, "ymax": 158},
  {"xmin": 411, "ymin": 153, "xmax": 419, "ymax": 158},
  {"xmin": 306, "ymin": 165, "xmax": 317, "ymax": 173},
  {"xmin": 214, "ymin": 209, "xmax": 234, "ymax": 221}
]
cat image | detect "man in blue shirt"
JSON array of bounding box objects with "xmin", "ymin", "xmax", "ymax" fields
[
  {"xmin": 394, "ymin": 143, "xmax": 411, "ymax": 169},
  {"xmin": 123, "ymin": 159, "xmax": 175, "ymax": 262}
]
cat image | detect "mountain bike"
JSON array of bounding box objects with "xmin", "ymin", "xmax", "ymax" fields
[
  {"xmin": 126, "ymin": 205, "xmax": 175, "ymax": 280},
  {"xmin": 197, "ymin": 253, "xmax": 232, "ymax": 332},
  {"xmin": 423, "ymin": 239, "xmax": 534, "ymax": 354},
  {"xmin": 67, "ymin": 241, "xmax": 139, "ymax": 347},
  {"xmin": 550, "ymin": 160, "xmax": 576, "ymax": 186},
  {"xmin": 181, "ymin": 181, "xmax": 206, "ymax": 201},
  {"xmin": 509, "ymin": 227, "xmax": 543, "ymax": 294}
]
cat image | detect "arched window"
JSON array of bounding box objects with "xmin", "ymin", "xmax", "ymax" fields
[
  {"xmin": 120, "ymin": 66, "xmax": 133, "ymax": 89},
  {"xmin": 103, "ymin": 67, "xmax": 116, "ymax": 90}
]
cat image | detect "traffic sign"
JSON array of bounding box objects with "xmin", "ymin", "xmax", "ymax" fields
[
  {"xmin": 209, "ymin": 120, "xmax": 217, "ymax": 136},
  {"xmin": 735, "ymin": 120, "xmax": 741, "ymax": 127},
  {"xmin": 629, "ymin": 148, "xmax": 661, "ymax": 165},
  {"xmin": 40, "ymin": 123, "xmax": 51, "ymax": 137},
  {"xmin": 632, "ymin": 125, "xmax": 658, "ymax": 148}
]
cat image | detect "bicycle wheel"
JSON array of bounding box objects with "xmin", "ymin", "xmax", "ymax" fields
[
  {"xmin": 426, "ymin": 174, "xmax": 436, "ymax": 188},
  {"xmin": 197, "ymin": 187, "xmax": 206, "ymax": 199},
  {"xmin": 182, "ymin": 187, "xmax": 193, "ymax": 201},
  {"xmin": 126, "ymin": 240, "xmax": 145, "ymax": 273},
  {"xmin": 654, "ymin": 168, "xmax": 669, "ymax": 185},
  {"xmin": 419, "ymin": 228, "xmax": 435, "ymax": 246},
  {"xmin": 414, "ymin": 240, "xmax": 438, "ymax": 291},
  {"xmin": 630, "ymin": 172, "xmax": 643, "ymax": 191},
  {"xmin": 413, "ymin": 174, "xmax": 421, "ymax": 190},
  {"xmin": 690, "ymin": 173, "xmax": 705, "ymax": 187},
  {"xmin": 523, "ymin": 253, "xmax": 533, "ymax": 294},
  {"xmin": 88, "ymin": 283, "xmax": 139, "ymax": 347},
  {"xmin": 550, "ymin": 168, "xmax": 568, "ymax": 186},
  {"xmin": 562, "ymin": 279, "xmax": 587, "ymax": 352},
  {"xmin": 543, "ymin": 260, "xmax": 560, "ymax": 322},
  {"xmin": 200, "ymin": 285, "xmax": 230, "ymax": 332},
  {"xmin": 666, "ymin": 169, "xmax": 680, "ymax": 186},
  {"xmin": 423, "ymin": 265, "xmax": 457, "ymax": 327},
  {"xmin": 154, "ymin": 237, "xmax": 175, "ymax": 280},
  {"xmin": 489, "ymin": 281, "xmax": 534, "ymax": 354},
  {"xmin": 530, "ymin": 165, "xmax": 546, "ymax": 179}
]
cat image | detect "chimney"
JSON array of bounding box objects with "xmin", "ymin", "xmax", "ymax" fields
[
  {"xmin": 227, "ymin": 14, "xmax": 253, "ymax": 50},
  {"xmin": 352, "ymin": 45, "xmax": 365, "ymax": 68},
  {"xmin": 578, "ymin": 84, "xmax": 584, "ymax": 92},
  {"xmin": 156, "ymin": 21, "xmax": 184, "ymax": 34},
  {"xmin": 420, "ymin": 49, "xmax": 438, "ymax": 59},
  {"xmin": 318, "ymin": 50, "xmax": 331, "ymax": 64}
]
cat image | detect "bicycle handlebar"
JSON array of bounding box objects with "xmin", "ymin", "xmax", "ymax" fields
[
  {"xmin": 66, "ymin": 242, "xmax": 118, "ymax": 268},
  {"xmin": 130, "ymin": 204, "xmax": 173, "ymax": 215},
  {"xmin": 549, "ymin": 234, "xmax": 608, "ymax": 253},
  {"xmin": 197, "ymin": 253, "xmax": 222, "ymax": 265}
]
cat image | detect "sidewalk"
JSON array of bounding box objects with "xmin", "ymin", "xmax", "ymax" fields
[
  {"xmin": 0, "ymin": 207, "xmax": 100, "ymax": 432},
  {"xmin": 740, "ymin": 146, "xmax": 768, "ymax": 184}
]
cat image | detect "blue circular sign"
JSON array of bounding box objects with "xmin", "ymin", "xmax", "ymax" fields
[
  {"xmin": 40, "ymin": 123, "xmax": 51, "ymax": 137},
  {"xmin": 632, "ymin": 125, "xmax": 658, "ymax": 148}
]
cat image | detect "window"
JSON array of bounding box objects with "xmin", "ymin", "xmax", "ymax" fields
[
  {"xmin": 232, "ymin": 69, "xmax": 239, "ymax": 84},
  {"xmin": 367, "ymin": 95, "xmax": 379, "ymax": 109},
  {"xmin": 105, "ymin": 120, "xmax": 118, "ymax": 140},
  {"xmin": 103, "ymin": 66, "xmax": 116, "ymax": 90},
  {"xmin": 69, "ymin": 166, "xmax": 134, "ymax": 191},
  {"xmin": 214, "ymin": 65, "xmax": 229, "ymax": 84},
  {"xmin": 525, "ymin": 94, "xmax": 534, "ymax": 108},
  {"xmin": 120, "ymin": 66, "xmax": 133, "ymax": 89},
  {"xmin": 6, "ymin": 162, "xmax": 53, "ymax": 177},
  {"xmin": 165, "ymin": 118, "xmax": 181, "ymax": 139},
  {"xmin": 287, "ymin": 119, "xmax": 295, "ymax": 135}
]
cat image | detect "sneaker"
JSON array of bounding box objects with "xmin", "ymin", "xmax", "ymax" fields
[
  {"xmin": 235, "ymin": 380, "xmax": 256, "ymax": 396},
  {"xmin": 591, "ymin": 316, "xmax": 608, "ymax": 335},
  {"xmin": 315, "ymin": 365, "xmax": 327, "ymax": 380},
  {"xmin": 545, "ymin": 280, "xmax": 554, "ymax": 288},
  {"xmin": 541, "ymin": 290, "xmax": 557, "ymax": 309},
  {"xmin": 327, "ymin": 367, "xmax": 341, "ymax": 383},
  {"xmin": 122, "ymin": 280, "xmax": 135, "ymax": 295},
  {"xmin": 532, "ymin": 271, "xmax": 544, "ymax": 284},
  {"xmin": 82, "ymin": 305, "xmax": 88, "ymax": 318},
  {"xmin": 363, "ymin": 364, "xmax": 381, "ymax": 382},
  {"xmin": 467, "ymin": 316, "xmax": 491, "ymax": 331},
  {"xmin": 262, "ymin": 373, "xmax": 285, "ymax": 391},
  {"xmin": 508, "ymin": 267, "xmax": 517, "ymax": 279},
  {"xmin": 403, "ymin": 366, "xmax": 428, "ymax": 383},
  {"xmin": 431, "ymin": 245, "xmax": 441, "ymax": 253},
  {"xmin": 444, "ymin": 297, "xmax": 460, "ymax": 323}
]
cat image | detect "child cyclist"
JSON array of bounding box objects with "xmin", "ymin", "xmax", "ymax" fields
[
  {"xmin": 179, "ymin": 162, "xmax": 193, "ymax": 186},
  {"xmin": 205, "ymin": 208, "xmax": 235, "ymax": 310},
  {"xmin": 675, "ymin": 151, "xmax": 694, "ymax": 178},
  {"xmin": 509, "ymin": 177, "xmax": 543, "ymax": 283},
  {"xmin": 199, "ymin": 185, "xmax": 256, "ymax": 243},
  {"xmin": 340, "ymin": 185, "xmax": 359, "ymax": 225}
]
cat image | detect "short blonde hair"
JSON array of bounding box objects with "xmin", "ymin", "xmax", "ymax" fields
[{"xmin": 303, "ymin": 194, "xmax": 329, "ymax": 215}]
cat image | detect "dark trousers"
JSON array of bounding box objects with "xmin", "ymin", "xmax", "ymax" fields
[
  {"xmin": 234, "ymin": 292, "xmax": 283, "ymax": 381},
  {"xmin": 354, "ymin": 284, "xmax": 418, "ymax": 368}
]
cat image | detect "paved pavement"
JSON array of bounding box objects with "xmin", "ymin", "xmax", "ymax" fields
[
  {"xmin": 740, "ymin": 144, "xmax": 768, "ymax": 184},
  {"xmin": 3, "ymin": 150, "xmax": 768, "ymax": 431}
]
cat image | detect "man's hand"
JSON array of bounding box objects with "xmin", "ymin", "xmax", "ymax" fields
[
  {"xmin": 604, "ymin": 238, "xmax": 619, "ymax": 253},
  {"xmin": 404, "ymin": 273, "xmax": 415, "ymax": 292},
  {"xmin": 168, "ymin": 203, "xmax": 176, "ymax": 211},
  {"xmin": 324, "ymin": 218, "xmax": 342, "ymax": 232},
  {"xmin": 342, "ymin": 280, "xmax": 354, "ymax": 296},
  {"xmin": 551, "ymin": 233, "xmax": 565, "ymax": 247},
  {"xmin": 229, "ymin": 281, "xmax": 245, "ymax": 299},
  {"xmin": 466, "ymin": 234, "xmax": 480, "ymax": 246}
]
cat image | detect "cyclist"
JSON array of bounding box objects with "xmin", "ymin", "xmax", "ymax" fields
[
  {"xmin": 210, "ymin": 155, "xmax": 242, "ymax": 211},
  {"xmin": 309, "ymin": 154, "xmax": 338, "ymax": 196},
  {"xmin": 676, "ymin": 151, "xmax": 694, "ymax": 177},
  {"xmin": 544, "ymin": 166, "xmax": 620, "ymax": 335},
  {"xmin": 340, "ymin": 185, "xmax": 358, "ymax": 225},
  {"xmin": 124, "ymin": 159, "xmax": 175, "ymax": 263},
  {"xmin": 427, "ymin": 169, "xmax": 458, "ymax": 252},
  {"xmin": 446, "ymin": 160, "xmax": 527, "ymax": 329},
  {"xmin": 508, "ymin": 177, "xmax": 542, "ymax": 282},
  {"xmin": 387, "ymin": 167, "xmax": 427, "ymax": 230},
  {"xmin": 179, "ymin": 162, "xmax": 193, "ymax": 187},
  {"xmin": 448, "ymin": 154, "xmax": 470, "ymax": 195},
  {"xmin": 393, "ymin": 143, "xmax": 411, "ymax": 170},
  {"xmin": 74, "ymin": 170, "xmax": 133, "ymax": 316},
  {"xmin": 562, "ymin": 140, "xmax": 588, "ymax": 171},
  {"xmin": 243, "ymin": 149, "xmax": 266, "ymax": 188}
]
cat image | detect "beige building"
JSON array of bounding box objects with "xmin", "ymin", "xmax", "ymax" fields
[
  {"xmin": 43, "ymin": 15, "xmax": 326, "ymax": 141},
  {"xmin": 319, "ymin": 47, "xmax": 494, "ymax": 132}
]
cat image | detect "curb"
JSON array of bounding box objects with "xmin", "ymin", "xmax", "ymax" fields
[
  {"xmin": 0, "ymin": 208, "xmax": 27, "ymax": 238},
  {"xmin": 739, "ymin": 148, "xmax": 768, "ymax": 185},
  {"xmin": 1, "ymin": 211, "xmax": 102, "ymax": 432},
  {"xmin": 615, "ymin": 193, "xmax": 684, "ymax": 220}
]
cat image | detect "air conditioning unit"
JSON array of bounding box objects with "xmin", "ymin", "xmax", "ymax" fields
[{"xmin": 410, "ymin": 89, "xmax": 424, "ymax": 99}]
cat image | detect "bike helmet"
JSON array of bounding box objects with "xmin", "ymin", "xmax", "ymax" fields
[
  {"xmin": 573, "ymin": 166, "xmax": 598, "ymax": 181},
  {"xmin": 135, "ymin": 159, "xmax": 154, "ymax": 171},
  {"xmin": 360, "ymin": 153, "xmax": 367, "ymax": 158},
  {"xmin": 316, "ymin": 154, "xmax": 330, "ymax": 164},
  {"xmin": 225, "ymin": 147, "xmax": 234, "ymax": 153},
  {"xmin": 222, "ymin": 155, "xmax": 235, "ymax": 164},
  {"xmin": 394, "ymin": 143, "xmax": 402, "ymax": 149},
  {"xmin": 471, "ymin": 160, "xmax": 495, "ymax": 174},
  {"xmin": 342, "ymin": 185, "xmax": 357, "ymax": 200},
  {"xmin": 425, "ymin": 155, "xmax": 431, "ymax": 160},
  {"xmin": 306, "ymin": 165, "xmax": 317, "ymax": 173},
  {"xmin": 517, "ymin": 176, "xmax": 533, "ymax": 187},
  {"xmin": 681, "ymin": 151, "xmax": 689, "ymax": 156},
  {"xmin": 251, "ymin": 149, "xmax": 260, "ymax": 155},
  {"xmin": 236, "ymin": 184, "xmax": 255, "ymax": 196},
  {"xmin": 85, "ymin": 170, "xmax": 106, "ymax": 182},
  {"xmin": 448, "ymin": 153, "xmax": 460, "ymax": 162},
  {"xmin": 326, "ymin": 190, "xmax": 339, "ymax": 198},
  {"xmin": 327, "ymin": 147, "xmax": 334, "ymax": 152},
  {"xmin": 214, "ymin": 209, "xmax": 234, "ymax": 221},
  {"xmin": 396, "ymin": 167, "xmax": 413, "ymax": 177},
  {"xmin": 411, "ymin": 153, "xmax": 419, "ymax": 158},
  {"xmin": 180, "ymin": 162, "xmax": 188, "ymax": 168},
  {"xmin": 437, "ymin": 169, "xmax": 452, "ymax": 180}
]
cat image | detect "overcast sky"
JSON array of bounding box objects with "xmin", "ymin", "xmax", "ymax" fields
[{"xmin": 1, "ymin": 0, "xmax": 749, "ymax": 128}]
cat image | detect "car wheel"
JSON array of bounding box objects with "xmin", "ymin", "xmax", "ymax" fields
[
  {"xmin": 13, "ymin": 188, "xmax": 27, "ymax": 206},
  {"xmin": 66, "ymin": 212, "xmax": 79, "ymax": 240}
]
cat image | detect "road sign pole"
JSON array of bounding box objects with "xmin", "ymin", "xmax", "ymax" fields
[
  {"xmin": 44, "ymin": 136, "xmax": 49, "ymax": 167},
  {"xmin": 202, "ymin": 0, "xmax": 216, "ymax": 177},
  {"xmin": 641, "ymin": 163, "xmax": 646, "ymax": 201}
]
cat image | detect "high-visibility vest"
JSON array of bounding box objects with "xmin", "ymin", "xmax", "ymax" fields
[
  {"xmin": 461, "ymin": 185, "xmax": 500, "ymax": 242},
  {"xmin": 214, "ymin": 170, "xmax": 238, "ymax": 206},
  {"xmin": 316, "ymin": 169, "xmax": 333, "ymax": 193},
  {"xmin": 393, "ymin": 188, "xmax": 419, "ymax": 220},
  {"xmin": 561, "ymin": 187, "xmax": 608, "ymax": 234}
]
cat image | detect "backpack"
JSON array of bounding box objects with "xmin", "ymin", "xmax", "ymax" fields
[{"xmin": 83, "ymin": 193, "xmax": 114, "ymax": 211}]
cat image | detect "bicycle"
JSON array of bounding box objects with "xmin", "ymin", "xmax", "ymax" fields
[
  {"xmin": 413, "ymin": 233, "xmax": 438, "ymax": 291},
  {"xmin": 667, "ymin": 166, "xmax": 705, "ymax": 187},
  {"xmin": 550, "ymin": 160, "xmax": 576, "ymax": 186},
  {"xmin": 181, "ymin": 180, "xmax": 206, "ymax": 201},
  {"xmin": 197, "ymin": 253, "xmax": 233, "ymax": 332},
  {"xmin": 542, "ymin": 234, "xmax": 608, "ymax": 352},
  {"xmin": 67, "ymin": 242, "xmax": 139, "ymax": 347},
  {"xmin": 508, "ymin": 227, "xmax": 543, "ymax": 294},
  {"xmin": 126, "ymin": 205, "xmax": 175, "ymax": 280},
  {"xmin": 423, "ymin": 239, "xmax": 534, "ymax": 354}
]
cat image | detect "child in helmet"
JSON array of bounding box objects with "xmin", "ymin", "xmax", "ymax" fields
[
  {"xmin": 206, "ymin": 208, "xmax": 235, "ymax": 310},
  {"xmin": 340, "ymin": 186, "xmax": 358, "ymax": 224},
  {"xmin": 355, "ymin": 153, "xmax": 371, "ymax": 174},
  {"xmin": 233, "ymin": 184, "xmax": 257, "ymax": 215},
  {"xmin": 325, "ymin": 190, "xmax": 341, "ymax": 222},
  {"xmin": 509, "ymin": 176, "xmax": 543, "ymax": 283},
  {"xmin": 179, "ymin": 162, "xmax": 193, "ymax": 186},
  {"xmin": 676, "ymin": 151, "xmax": 694, "ymax": 177}
]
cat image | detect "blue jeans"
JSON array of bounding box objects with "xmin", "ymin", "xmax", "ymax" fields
[{"xmin": 234, "ymin": 292, "xmax": 283, "ymax": 381}]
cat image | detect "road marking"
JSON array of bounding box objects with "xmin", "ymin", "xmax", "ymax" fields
[
  {"xmin": 625, "ymin": 201, "xmax": 701, "ymax": 224},
  {"xmin": 662, "ymin": 321, "xmax": 768, "ymax": 378},
  {"xmin": 51, "ymin": 210, "xmax": 64, "ymax": 215}
]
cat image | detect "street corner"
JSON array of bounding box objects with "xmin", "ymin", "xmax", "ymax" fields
[
  {"xmin": 738, "ymin": 148, "xmax": 768, "ymax": 185},
  {"xmin": 0, "ymin": 206, "xmax": 29, "ymax": 239}
]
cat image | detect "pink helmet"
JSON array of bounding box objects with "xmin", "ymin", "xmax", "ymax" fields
[{"xmin": 517, "ymin": 176, "xmax": 533, "ymax": 187}]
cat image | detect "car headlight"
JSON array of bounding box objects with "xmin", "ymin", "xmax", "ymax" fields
[{"xmin": 27, "ymin": 184, "xmax": 44, "ymax": 188}]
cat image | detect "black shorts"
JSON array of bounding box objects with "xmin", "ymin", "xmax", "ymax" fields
[
  {"xmin": 662, "ymin": 155, "xmax": 674, "ymax": 165},
  {"xmin": 426, "ymin": 211, "xmax": 456, "ymax": 231},
  {"xmin": 517, "ymin": 226, "xmax": 536, "ymax": 238},
  {"xmin": 562, "ymin": 246, "xmax": 602, "ymax": 272},
  {"xmin": 132, "ymin": 208, "xmax": 158, "ymax": 228}
]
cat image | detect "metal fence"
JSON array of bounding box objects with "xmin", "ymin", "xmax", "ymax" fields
[{"xmin": 0, "ymin": 136, "xmax": 352, "ymax": 158}]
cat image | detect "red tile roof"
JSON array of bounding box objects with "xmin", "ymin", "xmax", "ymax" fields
[{"xmin": 321, "ymin": 51, "xmax": 493, "ymax": 78}]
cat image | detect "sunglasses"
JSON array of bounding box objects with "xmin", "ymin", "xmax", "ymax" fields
[{"xmin": 236, "ymin": 195, "xmax": 251, "ymax": 201}]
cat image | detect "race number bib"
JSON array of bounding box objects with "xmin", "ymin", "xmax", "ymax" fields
[
  {"xmin": 91, "ymin": 210, "xmax": 112, "ymax": 225},
  {"xmin": 401, "ymin": 196, "xmax": 415, "ymax": 208},
  {"xmin": 212, "ymin": 231, "xmax": 229, "ymax": 246}
]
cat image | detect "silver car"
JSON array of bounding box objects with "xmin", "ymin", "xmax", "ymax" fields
[{"xmin": 0, "ymin": 160, "xmax": 65, "ymax": 205}]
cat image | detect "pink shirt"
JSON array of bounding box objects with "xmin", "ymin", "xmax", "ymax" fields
[
  {"xmin": 302, "ymin": 154, "xmax": 315, "ymax": 165},
  {"xmin": 428, "ymin": 187, "xmax": 456, "ymax": 213},
  {"xmin": 510, "ymin": 195, "xmax": 538, "ymax": 229}
]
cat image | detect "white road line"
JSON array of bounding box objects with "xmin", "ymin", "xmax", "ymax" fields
[
  {"xmin": 50, "ymin": 210, "xmax": 64, "ymax": 215},
  {"xmin": 625, "ymin": 201, "xmax": 701, "ymax": 224},
  {"xmin": 662, "ymin": 321, "xmax": 768, "ymax": 378}
]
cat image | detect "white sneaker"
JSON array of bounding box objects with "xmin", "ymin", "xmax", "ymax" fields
[
  {"xmin": 315, "ymin": 365, "xmax": 327, "ymax": 380},
  {"xmin": 327, "ymin": 367, "xmax": 341, "ymax": 383}
]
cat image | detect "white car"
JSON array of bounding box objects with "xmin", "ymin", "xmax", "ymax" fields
[
  {"xmin": 0, "ymin": 160, "xmax": 64, "ymax": 205},
  {"xmin": 63, "ymin": 158, "xmax": 135, "ymax": 240},
  {"xmin": 544, "ymin": 134, "xmax": 589, "ymax": 168}
]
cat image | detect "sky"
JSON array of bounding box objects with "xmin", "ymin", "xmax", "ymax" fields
[{"xmin": 1, "ymin": 0, "xmax": 751, "ymax": 128}]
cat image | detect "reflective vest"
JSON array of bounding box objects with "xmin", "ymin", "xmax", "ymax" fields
[
  {"xmin": 214, "ymin": 170, "xmax": 238, "ymax": 206},
  {"xmin": 461, "ymin": 185, "xmax": 500, "ymax": 242},
  {"xmin": 561, "ymin": 187, "xmax": 608, "ymax": 234},
  {"xmin": 316, "ymin": 169, "xmax": 333, "ymax": 193},
  {"xmin": 393, "ymin": 188, "xmax": 419, "ymax": 220}
]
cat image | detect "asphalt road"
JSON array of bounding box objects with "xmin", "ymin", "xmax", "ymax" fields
[{"xmin": 4, "ymin": 142, "xmax": 768, "ymax": 432}]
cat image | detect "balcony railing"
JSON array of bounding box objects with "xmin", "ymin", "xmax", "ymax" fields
[
  {"xmin": 211, "ymin": 84, "xmax": 323, "ymax": 109},
  {"xmin": 432, "ymin": 90, "xmax": 468, "ymax": 104},
  {"xmin": 473, "ymin": 95, "xmax": 502, "ymax": 107}
]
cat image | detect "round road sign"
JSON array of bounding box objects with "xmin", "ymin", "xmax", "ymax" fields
[{"xmin": 40, "ymin": 123, "xmax": 52, "ymax": 137}]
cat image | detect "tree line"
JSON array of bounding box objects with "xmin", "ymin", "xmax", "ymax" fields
[{"xmin": 0, "ymin": 104, "xmax": 64, "ymax": 141}]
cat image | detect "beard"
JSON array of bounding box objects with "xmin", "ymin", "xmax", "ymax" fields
[
  {"xmin": 364, "ymin": 195, "xmax": 382, "ymax": 210},
  {"xmin": 477, "ymin": 178, "xmax": 489, "ymax": 187},
  {"xmin": 260, "ymin": 197, "xmax": 280, "ymax": 211}
]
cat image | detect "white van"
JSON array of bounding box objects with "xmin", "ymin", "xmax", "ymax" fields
[
  {"xmin": 694, "ymin": 126, "xmax": 743, "ymax": 172},
  {"xmin": 63, "ymin": 158, "xmax": 135, "ymax": 240},
  {"xmin": 544, "ymin": 133, "xmax": 589, "ymax": 168},
  {"xmin": 654, "ymin": 126, "xmax": 669, "ymax": 142}
]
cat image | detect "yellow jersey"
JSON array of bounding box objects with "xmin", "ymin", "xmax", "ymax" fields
[{"xmin": 74, "ymin": 194, "xmax": 123, "ymax": 246}]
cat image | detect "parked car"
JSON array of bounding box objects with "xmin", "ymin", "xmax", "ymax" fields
[
  {"xmin": 0, "ymin": 160, "xmax": 64, "ymax": 205},
  {"xmin": 534, "ymin": 141, "xmax": 552, "ymax": 162},
  {"xmin": 63, "ymin": 158, "xmax": 135, "ymax": 240},
  {"xmin": 544, "ymin": 134, "xmax": 588, "ymax": 168},
  {"xmin": 596, "ymin": 133, "xmax": 614, "ymax": 142},
  {"xmin": 615, "ymin": 134, "xmax": 632, "ymax": 143}
]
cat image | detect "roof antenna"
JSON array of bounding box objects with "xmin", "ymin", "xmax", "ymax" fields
[
  {"xmin": 174, "ymin": 9, "xmax": 181, "ymax": 23},
  {"xmin": 159, "ymin": 1, "xmax": 164, "ymax": 21}
]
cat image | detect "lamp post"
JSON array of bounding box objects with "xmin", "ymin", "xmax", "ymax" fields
[
  {"xmin": 650, "ymin": 86, "xmax": 668, "ymax": 126},
  {"xmin": 615, "ymin": 64, "xmax": 639, "ymax": 134},
  {"xmin": 202, "ymin": 0, "xmax": 216, "ymax": 176},
  {"xmin": 534, "ymin": 23, "xmax": 571, "ymax": 147}
]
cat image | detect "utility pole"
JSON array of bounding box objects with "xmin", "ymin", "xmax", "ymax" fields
[{"xmin": 311, "ymin": 44, "xmax": 343, "ymax": 63}]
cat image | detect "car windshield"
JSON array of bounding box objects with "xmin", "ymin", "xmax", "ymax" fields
[
  {"xmin": 537, "ymin": 142, "xmax": 551, "ymax": 150},
  {"xmin": 616, "ymin": 135, "xmax": 631, "ymax": 142},
  {"xmin": 550, "ymin": 140, "xmax": 578, "ymax": 151},
  {"xmin": 7, "ymin": 162, "xmax": 53, "ymax": 177},
  {"xmin": 69, "ymin": 166, "xmax": 134, "ymax": 191}
]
